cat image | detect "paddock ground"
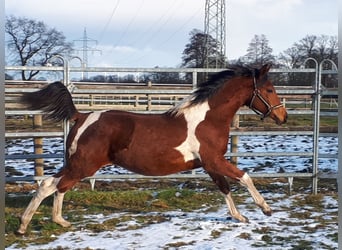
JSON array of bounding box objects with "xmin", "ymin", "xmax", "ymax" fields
[{"xmin": 5, "ymin": 178, "xmax": 338, "ymax": 249}]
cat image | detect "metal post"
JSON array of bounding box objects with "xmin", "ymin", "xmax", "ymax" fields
[
  {"xmin": 312, "ymin": 64, "xmax": 320, "ymax": 194},
  {"xmin": 48, "ymin": 54, "xmax": 70, "ymax": 165},
  {"xmin": 312, "ymin": 59, "xmax": 338, "ymax": 194},
  {"xmin": 337, "ymin": 48, "xmax": 342, "ymax": 249},
  {"xmin": 63, "ymin": 60, "xmax": 70, "ymax": 160},
  {"xmin": 70, "ymin": 56, "xmax": 84, "ymax": 81},
  {"xmin": 304, "ymin": 58, "xmax": 318, "ymax": 194}
]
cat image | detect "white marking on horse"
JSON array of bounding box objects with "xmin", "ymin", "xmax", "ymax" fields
[
  {"xmin": 175, "ymin": 102, "xmax": 210, "ymax": 162},
  {"xmin": 223, "ymin": 192, "xmax": 248, "ymax": 222},
  {"xmin": 18, "ymin": 176, "xmax": 62, "ymax": 234},
  {"xmin": 239, "ymin": 173, "xmax": 272, "ymax": 215},
  {"xmin": 68, "ymin": 111, "xmax": 103, "ymax": 157}
]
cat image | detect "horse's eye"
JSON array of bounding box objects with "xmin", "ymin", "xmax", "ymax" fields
[{"xmin": 266, "ymin": 89, "xmax": 273, "ymax": 93}]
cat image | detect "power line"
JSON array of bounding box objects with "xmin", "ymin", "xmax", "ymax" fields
[
  {"xmin": 117, "ymin": 3, "xmax": 203, "ymax": 66},
  {"xmin": 114, "ymin": 0, "xmax": 145, "ymax": 47},
  {"xmin": 126, "ymin": 0, "xmax": 182, "ymax": 48},
  {"xmin": 98, "ymin": 0, "xmax": 121, "ymax": 43}
]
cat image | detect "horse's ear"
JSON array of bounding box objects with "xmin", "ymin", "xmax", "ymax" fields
[{"xmin": 259, "ymin": 64, "xmax": 272, "ymax": 77}]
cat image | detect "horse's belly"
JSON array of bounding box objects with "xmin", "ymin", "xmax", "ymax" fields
[{"xmin": 114, "ymin": 148, "xmax": 200, "ymax": 176}]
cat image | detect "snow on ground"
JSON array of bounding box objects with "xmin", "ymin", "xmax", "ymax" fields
[
  {"xmin": 5, "ymin": 134, "xmax": 339, "ymax": 249},
  {"xmin": 7, "ymin": 192, "xmax": 338, "ymax": 250},
  {"xmin": 5, "ymin": 135, "xmax": 339, "ymax": 177}
]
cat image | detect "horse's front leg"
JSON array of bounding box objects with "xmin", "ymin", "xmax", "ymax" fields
[
  {"xmin": 204, "ymin": 158, "xmax": 272, "ymax": 218},
  {"xmin": 208, "ymin": 172, "xmax": 248, "ymax": 223},
  {"xmin": 239, "ymin": 173, "xmax": 272, "ymax": 216}
]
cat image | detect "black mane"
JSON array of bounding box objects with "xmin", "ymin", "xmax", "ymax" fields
[
  {"xmin": 190, "ymin": 65, "xmax": 256, "ymax": 106},
  {"xmin": 167, "ymin": 64, "xmax": 257, "ymax": 116}
]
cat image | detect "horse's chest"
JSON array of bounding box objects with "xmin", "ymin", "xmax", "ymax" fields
[{"xmin": 174, "ymin": 102, "xmax": 210, "ymax": 162}]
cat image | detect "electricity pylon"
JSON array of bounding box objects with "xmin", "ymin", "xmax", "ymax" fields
[{"xmin": 204, "ymin": 0, "xmax": 226, "ymax": 68}]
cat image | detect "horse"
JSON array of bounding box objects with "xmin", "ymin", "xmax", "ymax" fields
[{"xmin": 17, "ymin": 64, "xmax": 287, "ymax": 234}]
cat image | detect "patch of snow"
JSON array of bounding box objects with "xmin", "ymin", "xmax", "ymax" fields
[
  {"xmin": 5, "ymin": 135, "xmax": 338, "ymax": 177},
  {"xmin": 6, "ymin": 193, "xmax": 337, "ymax": 250}
]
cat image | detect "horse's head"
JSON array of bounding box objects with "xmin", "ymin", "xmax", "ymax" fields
[{"xmin": 248, "ymin": 64, "xmax": 288, "ymax": 125}]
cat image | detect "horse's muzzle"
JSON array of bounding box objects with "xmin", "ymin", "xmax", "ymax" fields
[{"xmin": 273, "ymin": 109, "xmax": 288, "ymax": 125}]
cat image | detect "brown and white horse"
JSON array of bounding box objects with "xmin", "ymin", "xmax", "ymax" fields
[{"xmin": 17, "ymin": 64, "xmax": 287, "ymax": 234}]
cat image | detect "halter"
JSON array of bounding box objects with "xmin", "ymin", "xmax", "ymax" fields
[{"xmin": 249, "ymin": 77, "xmax": 283, "ymax": 120}]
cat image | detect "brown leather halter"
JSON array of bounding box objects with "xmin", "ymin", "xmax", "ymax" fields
[{"xmin": 249, "ymin": 77, "xmax": 283, "ymax": 120}]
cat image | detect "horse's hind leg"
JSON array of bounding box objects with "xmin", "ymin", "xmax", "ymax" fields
[
  {"xmin": 17, "ymin": 176, "xmax": 61, "ymax": 234},
  {"xmin": 52, "ymin": 191, "xmax": 71, "ymax": 227},
  {"xmin": 50, "ymin": 173, "xmax": 81, "ymax": 228},
  {"xmin": 208, "ymin": 172, "xmax": 248, "ymax": 223}
]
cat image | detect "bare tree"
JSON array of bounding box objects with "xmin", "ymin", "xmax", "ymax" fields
[
  {"xmin": 5, "ymin": 15, "xmax": 73, "ymax": 80},
  {"xmin": 279, "ymin": 35, "xmax": 338, "ymax": 69},
  {"xmin": 241, "ymin": 34, "xmax": 275, "ymax": 67},
  {"xmin": 277, "ymin": 35, "xmax": 338, "ymax": 87}
]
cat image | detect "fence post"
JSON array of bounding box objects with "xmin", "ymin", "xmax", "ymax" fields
[
  {"xmin": 192, "ymin": 70, "xmax": 197, "ymax": 89},
  {"xmin": 33, "ymin": 114, "xmax": 44, "ymax": 176},
  {"xmin": 147, "ymin": 94, "xmax": 152, "ymax": 110},
  {"xmin": 230, "ymin": 114, "xmax": 239, "ymax": 165}
]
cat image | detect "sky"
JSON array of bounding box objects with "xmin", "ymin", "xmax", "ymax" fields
[{"xmin": 5, "ymin": 0, "xmax": 338, "ymax": 68}]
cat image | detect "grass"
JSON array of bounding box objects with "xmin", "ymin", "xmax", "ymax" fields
[
  {"xmin": 5, "ymin": 185, "xmax": 223, "ymax": 248},
  {"xmin": 5, "ymin": 178, "xmax": 338, "ymax": 249}
]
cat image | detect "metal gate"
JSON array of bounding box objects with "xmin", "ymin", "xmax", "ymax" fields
[{"xmin": 5, "ymin": 59, "xmax": 338, "ymax": 193}]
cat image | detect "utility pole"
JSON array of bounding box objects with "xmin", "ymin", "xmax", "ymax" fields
[
  {"xmin": 204, "ymin": 0, "xmax": 226, "ymax": 68},
  {"xmin": 73, "ymin": 28, "xmax": 101, "ymax": 79}
]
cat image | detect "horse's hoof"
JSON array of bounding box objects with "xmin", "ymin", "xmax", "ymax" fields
[
  {"xmin": 233, "ymin": 214, "xmax": 249, "ymax": 223},
  {"xmin": 15, "ymin": 229, "xmax": 26, "ymax": 236},
  {"xmin": 242, "ymin": 216, "xmax": 249, "ymax": 223},
  {"xmin": 263, "ymin": 209, "xmax": 272, "ymax": 216},
  {"xmin": 53, "ymin": 218, "xmax": 71, "ymax": 228}
]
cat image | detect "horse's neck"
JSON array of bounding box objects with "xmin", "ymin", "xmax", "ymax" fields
[{"xmin": 207, "ymin": 80, "xmax": 252, "ymax": 124}]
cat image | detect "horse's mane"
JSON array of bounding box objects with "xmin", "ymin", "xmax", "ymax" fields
[{"xmin": 167, "ymin": 64, "xmax": 257, "ymax": 116}]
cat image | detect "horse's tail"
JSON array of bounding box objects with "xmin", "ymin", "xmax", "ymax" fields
[{"xmin": 21, "ymin": 81, "xmax": 79, "ymax": 122}]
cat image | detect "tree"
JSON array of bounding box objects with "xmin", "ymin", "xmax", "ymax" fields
[
  {"xmin": 279, "ymin": 35, "xmax": 338, "ymax": 69},
  {"xmin": 181, "ymin": 29, "xmax": 226, "ymax": 68},
  {"xmin": 241, "ymin": 34, "xmax": 275, "ymax": 66},
  {"xmin": 5, "ymin": 15, "xmax": 73, "ymax": 80},
  {"xmin": 276, "ymin": 35, "xmax": 338, "ymax": 87}
]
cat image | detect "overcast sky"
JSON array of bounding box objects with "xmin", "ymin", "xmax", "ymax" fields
[{"xmin": 5, "ymin": 0, "xmax": 337, "ymax": 68}]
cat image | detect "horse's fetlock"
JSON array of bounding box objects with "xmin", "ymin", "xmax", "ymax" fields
[
  {"xmin": 17, "ymin": 224, "xmax": 27, "ymax": 235},
  {"xmin": 53, "ymin": 217, "xmax": 71, "ymax": 228}
]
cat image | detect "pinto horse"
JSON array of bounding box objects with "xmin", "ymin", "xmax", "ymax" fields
[{"xmin": 17, "ymin": 64, "xmax": 287, "ymax": 234}]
